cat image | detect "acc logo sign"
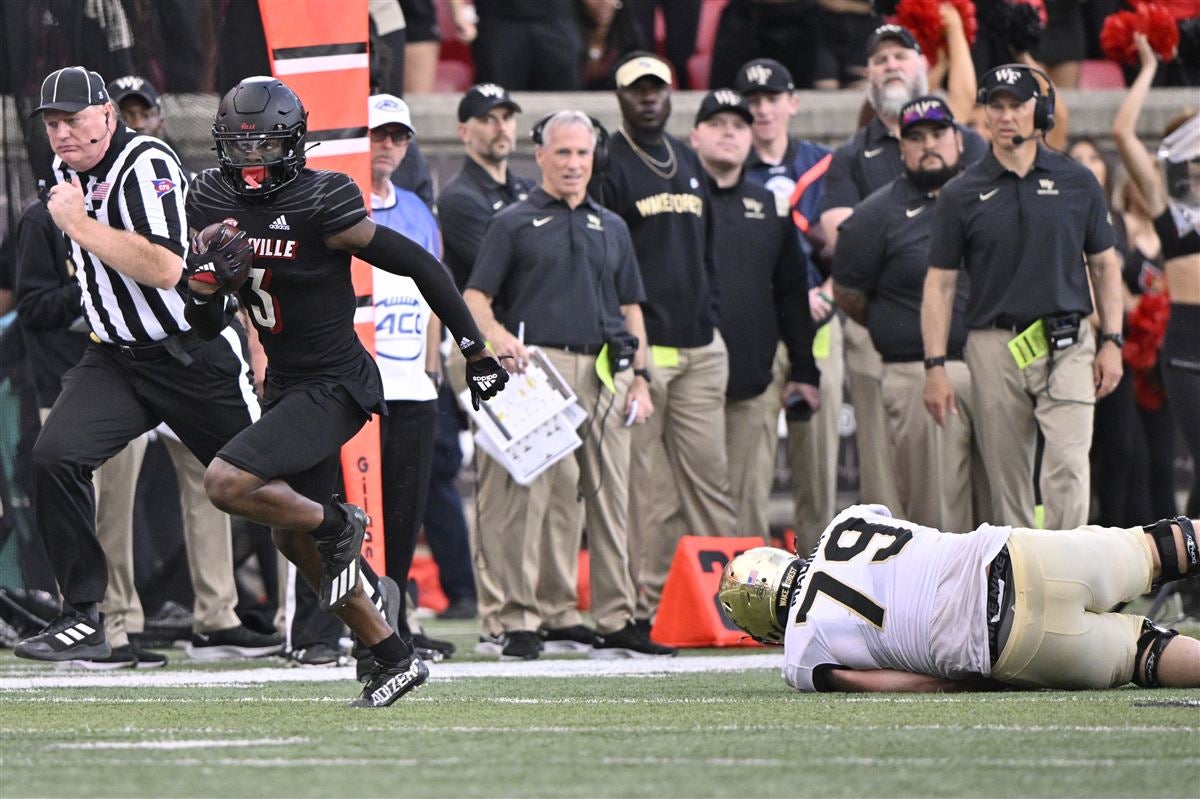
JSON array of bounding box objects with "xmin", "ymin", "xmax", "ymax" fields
[
  {"xmin": 743, "ymin": 64, "xmax": 772, "ymax": 85},
  {"xmin": 994, "ymin": 67, "xmax": 1022, "ymax": 85}
]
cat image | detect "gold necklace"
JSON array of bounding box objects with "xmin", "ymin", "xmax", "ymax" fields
[{"xmin": 620, "ymin": 127, "xmax": 677, "ymax": 179}]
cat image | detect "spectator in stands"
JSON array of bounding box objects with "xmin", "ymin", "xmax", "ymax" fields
[
  {"xmin": 472, "ymin": 0, "xmax": 583, "ymax": 90},
  {"xmin": 400, "ymin": 0, "xmax": 442, "ymax": 94},
  {"xmin": 710, "ymin": 0, "xmax": 824, "ymax": 90},
  {"xmin": 627, "ymin": 0, "xmax": 702, "ymax": 90},
  {"xmin": 436, "ymin": 83, "xmax": 533, "ymax": 650},
  {"xmin": 813, "ymin": 0, "xmax": 881, "ymax": 90},
  {"xmin": 579, "ymin": 0, "xmax": 651, "ymax": 90}
]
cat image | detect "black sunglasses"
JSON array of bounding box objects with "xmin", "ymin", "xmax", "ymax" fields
[{"xmin": 370, "ymin": 127, "xmax": 411, "ymax": 144}]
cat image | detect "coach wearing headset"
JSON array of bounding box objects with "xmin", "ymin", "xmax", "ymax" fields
[{"xmin": 921, "ymin": 64, "xmax": 1124, "ymax": 530}]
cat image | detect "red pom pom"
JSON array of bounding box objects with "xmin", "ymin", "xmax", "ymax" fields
[
  {"xmin": 1101, "ymin": 3, "xmax": 1179, "ymax": 65},
  {"xmin": 894, "ymin": 0, "xmax": 978, "ymax": 66}
]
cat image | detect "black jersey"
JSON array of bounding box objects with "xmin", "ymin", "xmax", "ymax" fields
[
  {"xmin": 186, "ymin": 168, "xmax": 370, "ymax": 377},
  {"xmin": 600, "ymin": 131, "xmax": 718, "ymax": 348}
]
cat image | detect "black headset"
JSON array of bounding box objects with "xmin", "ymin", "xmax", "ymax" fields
[
  {"xmin": 530, "ymin": 112, "xmax": 610, "ymax": 176},
  {"xmin": 978, "ymin": 63, "xmax": 1056, "ymax": 133}
]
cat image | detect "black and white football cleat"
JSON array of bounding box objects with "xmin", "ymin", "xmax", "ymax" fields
[{"xmin": 350, "ymin": 654, "xmax": 429, "ymax": 708}]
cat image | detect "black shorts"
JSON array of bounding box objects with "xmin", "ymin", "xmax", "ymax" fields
[
  {"xmin": 217, "ymin": 379, "xmax": 369, "ymax": 501},
  {"xmin": 399, "ymin": 0, "xmax": 440, "ymax": 42},
  {"xmin": 813, "ymin": 10, "xmax": 881, "ymax": 86}
]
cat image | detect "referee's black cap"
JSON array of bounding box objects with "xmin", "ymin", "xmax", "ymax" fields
[
  {"xmin": 33, "ymin": 66, "xmax": 109, "ymax": 117},
  {"xmin": 107, "ymin": 75, "xmax": 161, "ymax": 109}
]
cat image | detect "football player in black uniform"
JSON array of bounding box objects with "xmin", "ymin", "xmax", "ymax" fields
[{"xmin": 183, "ymin": 76, "xmax": 508, "ymax": 707}]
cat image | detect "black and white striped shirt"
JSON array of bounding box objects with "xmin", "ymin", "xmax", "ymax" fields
[{"xmin": 52, "ymin": 121, "xmax": 190, "ymax": 344}]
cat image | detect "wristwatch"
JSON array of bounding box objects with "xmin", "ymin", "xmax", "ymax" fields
[
  {"xmin": 633, "ymin": 368, "xmax": 652, "ymax": 384},
  {"xmin": 923, "ymin": 356, "xmax": 947, "ymax": 370},
  {"xmin": 1099, "ymin": 332, "xmax": 1125, "ymax": 348}
]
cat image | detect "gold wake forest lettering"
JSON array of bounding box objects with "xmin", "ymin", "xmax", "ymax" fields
[{"xmin": 634, "ymin": 192, "xmax": 704, "ymax": 218}]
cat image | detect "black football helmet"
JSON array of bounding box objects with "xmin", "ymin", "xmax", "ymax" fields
[{"xmin": 213, "ymin": 76, "xmax": 308, "ymax": 197}]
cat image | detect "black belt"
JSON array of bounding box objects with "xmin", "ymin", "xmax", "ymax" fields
[
  {"xmin": 989, "ymin": 315, "xmax": 1038, "ymax": 333},
  {"xmin": 986, "ymin": 545, "xmax": 1016, "ymax": 666},
  {"xmin": 536, "ymin": 342, "xmax": 604, "ymax": 356},
  {"xmin": 882, "ymin": 350, "xmax": 963, "ymax": 364},
  {"xmin": 99, "ymin": 331, "xmax": 200, "ymax": 364}
]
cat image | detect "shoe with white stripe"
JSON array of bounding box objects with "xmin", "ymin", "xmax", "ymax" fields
[
  {"xmin": 14, "ymin": 612, "xmax": 111, "ymax": 662},
  {"xmin": 353, "ymin": 575, "xmax": 403, "ymax": 683},
  {"xmin": 317, "ymin": 501, "xmax": 369, "ymax": 612},
  {"xmin": 350, "ymin": 653, "xmax": 429, "ymax": 708}
]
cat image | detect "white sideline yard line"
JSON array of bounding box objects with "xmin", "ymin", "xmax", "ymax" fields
[
  {"xmin": 49, "ymin": 737, "xmax": 306, "ymax": 750},
  {"xmin": 0, "ymin": 653, "xmax": 783, "ymax": 690}
]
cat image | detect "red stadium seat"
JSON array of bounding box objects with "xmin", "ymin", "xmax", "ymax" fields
[
  {"xmin": 1078, "ymin": 59, "xmax": 1126, "ymax": 89},
  {"xmin": 435, "ymin": 59, "xmax": 474, "ymax": 93}
]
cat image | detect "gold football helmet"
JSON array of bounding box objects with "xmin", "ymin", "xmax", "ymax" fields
[{"xmin": 718, "ymin": 547, "xmax": 805, "ymax": 644}]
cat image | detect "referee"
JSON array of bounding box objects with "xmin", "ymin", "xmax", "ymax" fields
[{"xmin": 14, "ymin": 67, "xmax": 259, "ymax": 663}]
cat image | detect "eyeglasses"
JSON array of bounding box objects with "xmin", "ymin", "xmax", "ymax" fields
[{"xmin": 370, "ymin": 127, "xmax": 411, "ymax": 144}]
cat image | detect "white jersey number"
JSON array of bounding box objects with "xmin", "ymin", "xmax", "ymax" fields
[{"xmin": 245, "ymin": 267, "xmax": 282, "ymax": 333}]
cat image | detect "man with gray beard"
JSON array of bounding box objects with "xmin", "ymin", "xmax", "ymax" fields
[{"xmin": 815, "ymin": 23, "xmax": 983, "ymax": 514}]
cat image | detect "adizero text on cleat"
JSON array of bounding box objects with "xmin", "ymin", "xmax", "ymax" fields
[{"xmin": 351, "ymin": 654, "xmax": 429, "ymax": 707}]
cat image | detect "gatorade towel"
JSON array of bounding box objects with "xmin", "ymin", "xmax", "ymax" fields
[{"xmin": 258, "ymin": 0, "xmax": 386, "ymax": 574}]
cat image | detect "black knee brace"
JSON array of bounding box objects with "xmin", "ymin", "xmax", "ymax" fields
[
  {"xmin": 1143, "ymin": 516, "xmax": 1199, "ymax": 585},
  {"xmin": 1133, "ymin": 618, "xmax": 1180, "ymax": 687}
]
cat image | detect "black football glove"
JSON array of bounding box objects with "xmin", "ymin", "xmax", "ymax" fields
[
  {"xmin": 185, "ymin": 224, "xmax": 254, "ymax": 294},
  {"xmin": 466, "ymin": 355, "xmax": 510, "ymax": 410}
]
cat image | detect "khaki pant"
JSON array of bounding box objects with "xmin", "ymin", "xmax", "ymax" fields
[
  {"xmin": 966, "ymin": 327, "xmax": 1096, "ymax": 529},
  {"xmin": 880, "ymin": 360, "xmax": 975, "ymax": 531},
  {"xmin": 474, "ymin": 350, "xmax": 637, "ymax": 634},
  {"xmin": 843, "ymin": 318, "xmax": 902, "ymax": 510},
  {"xmin": 783, "ymin": 318, "xmax": 844, "ymax": 555},
  {"xmin": 725, "ymin": 387, "xmax": 781, "ymax": 538},
  {"xmin": 629, "ymin": 332, "xmax": 736, "ymax": 619},
  {"xmin": 994, "ymin": 525, "xmax": 1152, "ymax": 689},
  {"xmin": 90, "ymin": 431, "xmax": 240, "ymax": 646}
]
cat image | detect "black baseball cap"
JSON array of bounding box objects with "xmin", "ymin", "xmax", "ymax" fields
[
  {"xmin": 32, "ymin": 66, "xmax": 109, "ymax": 116},
  {"xmin": 457, "ymin": 83, "xmax": 521, "ymax": 123},
  {"xmin": 899, "ymin": 96, "xmax": 955, "ymax": 136},
  {"xmin": 866, "ymin": 24, "xmax": 922, "ymax": 57},
  {"xmin": 979, "ymin": 65, "xmax": 1040, "ymax": 103},
  {"xmin": 695, "ymin": 89, "xmax": 753, "ymax": 126},
  {"xmin": 107, "ymin": 75, "xmax": 161, "ymax": 108},
  {"xmin": 734, "ymin": 58, "xmax": 794, "ymax": 96}
]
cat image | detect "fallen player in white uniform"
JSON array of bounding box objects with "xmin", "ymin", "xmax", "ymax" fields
[{"xmin": 719, "ymin": 505, "xmax": 1199, "ymax": 691}]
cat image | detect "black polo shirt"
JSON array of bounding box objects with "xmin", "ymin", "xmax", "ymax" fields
[
  {"xmin": 710, "ymin": 174, "xmax": 818, "ymax": 399},
  {"xmin": 818, "ymin": 116, "xmax": 987, "ymax": 213},
  {"xmin": 927, "ymin": 146, "xmax": 1116, "ymax": 329},
  {"xmin": 436, "ymin": 157, "xmax": 534, "ymax": 290},
  {"xmin": 833, "ymin": 175, "xmax": 970, "ymax": 362},
  {"xmin": 600, "ymin": 131, "xmax": 718, "ymax": 348},
  {"xmin": 468, "ymin": 187, "xmax": 645, "ymax": 348}
]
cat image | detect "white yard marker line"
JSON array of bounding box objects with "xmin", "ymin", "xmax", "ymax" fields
[
  {"xmin": 0, "ymin": 653, "xmax": 784, "ymax": 690},
  {"xmin": 49, "ymin": 737, "xmax": 307, "ymax": 750}
]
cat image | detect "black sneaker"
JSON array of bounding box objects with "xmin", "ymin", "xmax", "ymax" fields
[
  {"xmin": 354, "ymin": 576, "xmax": 403, "ymax": 683},
  {"xmin": 590, "ymin": 621, "xmax": 677, "ymax": 659},
  {"xmin": 437, "ymin": 598, "xmax": 478, "ymax": 620},
  {"xmin": 128, "ymin": 634, "xmax": 169, "ymax": 669},
  {"xmin": 60, "ymin": 644, "xmax": 137, "ymax": 671},
  {"xmin": 185, "ymin": 624, "xmax": 283, "ymax": 661},
  {"xmin": 317, "ymin": 501, "xmax": 368, "ymax": 612},
  {"xmin": 539, "ymin": 624, "xmax": 594, "ymax": 653},
  {"xmin": 286, "ymin": 643, "xmax": 349, "ymax": 667},
  {"xmin": 633, "ymin": 618, "xmax": 652, "ymax": 638},
  {"xmin": 14, "ymin": 612, "xmax": 110, "ymax": 662},
  {"xmin": 475, "ymin": 633, "xmax": 504, "ymax": 657},
  {"xmin": 350, "ymin": 654, "xmax": 429, "ymax": 708},
  {"xmin": 500, "ymin": 630, "xmax": 542, "ymax": 661},
  {"xmin": 410, "ymin": 632, "xmax": 455, "ymax": 662}
]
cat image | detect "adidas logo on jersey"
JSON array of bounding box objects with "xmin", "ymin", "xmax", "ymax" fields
[{"xmin": 268, "ymin": 215, "xmax": 290, "ymax": 231}]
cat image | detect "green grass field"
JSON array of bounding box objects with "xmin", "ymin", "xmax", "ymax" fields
[{"xmin": 2, "ymin": 621, "xmax": 1197, "ymax": 799}]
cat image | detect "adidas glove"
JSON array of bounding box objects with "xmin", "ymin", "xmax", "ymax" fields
[
  {"xmin": 466, "ymin": 355, "xmax": 509, "ymax": 410},
  {"xmin": 185, "ymin": 222, "xmax": 254, "ymax": 295}
]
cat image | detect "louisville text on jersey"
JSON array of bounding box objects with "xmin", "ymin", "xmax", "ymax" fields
[{"xmin": 247, "ymin": 237, "xmax": 298, "ymax": 259}]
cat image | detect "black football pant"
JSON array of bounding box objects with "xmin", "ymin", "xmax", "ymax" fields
[{"xmin": 32, "ymin": 337, "xmax": 257, "ymax": 609}]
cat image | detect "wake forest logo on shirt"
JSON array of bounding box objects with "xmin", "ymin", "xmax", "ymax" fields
[
  {"xmin": 742, "ymin": 197, "xmax": 766, "ymax": 219},
  {"xmin": 634, "ymin": 192, "xmax": 703, "ymax": 219}
]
